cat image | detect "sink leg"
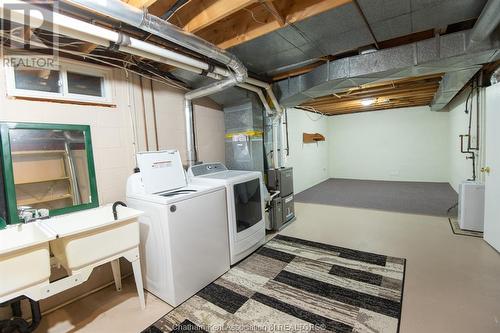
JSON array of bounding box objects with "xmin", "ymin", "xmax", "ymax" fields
[
  {"xmin": 131, "ymin": 259, "xmax": 146, "ymax": 310},
  {"xmin": 110, "ymin": 259, "xmax": 122, "ymax": 292}
]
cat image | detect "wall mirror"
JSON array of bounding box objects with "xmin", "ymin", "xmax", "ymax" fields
[{"xmin": 0, "ymin": 123, "xmax": 99, "ymax": 225}]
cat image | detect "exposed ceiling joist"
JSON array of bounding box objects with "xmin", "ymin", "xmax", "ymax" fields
[
  {"xmin": 147, "ymin": 0, "xmax": 180, "ymax": 16},
  {"xmin": 301, "ymin": 73, "xmax": 444, "ymax": 115},
  {"xmin": 259, "ymin": 0, "xmax": 285, "ymax": 26},
  {"xmin": 78, "ymin": 42, "xmax": 99, "ymax": 54},
  {"xmin": 125, "ymin": 0, "xmax": 161, "ymax": 8},
  {"xmin": 272, "ymin": 60, "xmax": 325, "ymax": 81},
  {"xmin": 172, "ymin": 0, "xmax": 257, "ymax": 33},
  {"xmin": 196, "ymin": 0, "xmax": 351, "ymax": 49}
]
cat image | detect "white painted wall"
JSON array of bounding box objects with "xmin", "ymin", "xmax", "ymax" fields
[
  {"xmin": 327, "ymin": 106, "xmax": 450, "ymax": 182},
  {"xmin": 284, "ymin": 108, "xmax": 329, "ymax": 193}
]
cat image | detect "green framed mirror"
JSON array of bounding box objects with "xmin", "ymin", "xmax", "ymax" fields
[{"xmin": 0, "ymin": 122, "xmax": 99, "ymax": 225}]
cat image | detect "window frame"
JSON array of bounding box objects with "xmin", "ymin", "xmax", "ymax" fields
[{"xmin": 5, "ymin": 58, "xmax": 114, "ymax": 104}]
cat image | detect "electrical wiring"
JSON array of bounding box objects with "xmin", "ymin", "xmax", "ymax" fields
[
  {"xmin": 295, "ymin": 105, "xmax": 327, "ymax": 121},
  {"xmin": 34, "ymin": 33, "xmax": 187, "ymax": 89},
  {"xmin": 244, "ymin": 8, "xmax": 267, "ymax": 25}
]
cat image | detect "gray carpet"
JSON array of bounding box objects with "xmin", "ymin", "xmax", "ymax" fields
[{"xmin": 295, "ymin": 178, "xmax": 457, "ymax": 217}]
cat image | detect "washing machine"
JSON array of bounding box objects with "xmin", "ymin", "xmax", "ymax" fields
[
  {"xmin": 126, "ymin": 151, "xmax": 230, "ymax": 306},
  {"xmin": 188, "ymin": 163, "xmax": 266, "ymax": 265}
]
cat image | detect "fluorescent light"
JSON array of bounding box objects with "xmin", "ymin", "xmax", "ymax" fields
[{"xmin": 361, "ymin": 98, "xmax": 375, "ymax": 106}]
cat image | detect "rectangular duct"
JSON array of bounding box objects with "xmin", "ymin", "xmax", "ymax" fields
[{"xmin": 274, "ymin": 29, "xmax": 499, "ymax": 111}]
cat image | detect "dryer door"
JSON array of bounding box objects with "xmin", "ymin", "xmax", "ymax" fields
[{"xmin": 233, "ymin": 178, "xmax": 262, "ymax": 233}]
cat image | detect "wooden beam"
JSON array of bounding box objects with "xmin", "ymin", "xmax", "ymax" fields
[
  {"xmin": 260, "ymin": 0, "xmax": 286, "ymax": 26},
  {"xmin": 307, "ymin": 95, "xmax": 437, "ymax": 111},
  {"xmin": 197, "ymin": 0, "xmax": 351, "ymax": 49},
  {"xmin": 125, "ymin": 0, "xmax": 161, "ymax": 8},
  {"xmin": 78, "ymin": 42, "xmax": 99, "ymax": 54},
  {"xmin": 126, "ymin": 0, "xmax": 178, "ymax": 17},
  {"xmin": 23, "ymin": 27, "xmax": 33, "ymax": 42},
  {"xmin": 324, "ymin": 101, "xmax": 431, "ymax": 116},
  {"xmin": 317, "ymin": 96, "xmax": 434, "ymax": 109},
  {"xmin": 174, "ymin": 0, "xmax": 257, "ymax": 33},
  {"xmin": 272, "ymin": 61, "xmax": 325, "ymax": 81}
]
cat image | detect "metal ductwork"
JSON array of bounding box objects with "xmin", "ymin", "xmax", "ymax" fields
[
  {"xmin": 468, "ymin": 0, "xmax": 500, "ymax": 50},
  {"xmin": 183, "ymin": 77, "xmax": 244, "ymax": 166},
  {"xmin": 274, "ymin": 29, "xmax": 500, "ymax": 111}
]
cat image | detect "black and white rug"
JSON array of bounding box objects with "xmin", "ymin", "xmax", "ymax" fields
[{"xmin": 143, "ymin": 235, "xmax": 406, "ymax": 333}]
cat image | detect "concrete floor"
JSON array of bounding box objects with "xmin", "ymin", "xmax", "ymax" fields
[
  {"xmin": 37, "ymin": 203, "xmax": 500, "ymax": 333},
  {"xmin": 35, "ymin": 279, "xmax": 172, "ymax": 333}
]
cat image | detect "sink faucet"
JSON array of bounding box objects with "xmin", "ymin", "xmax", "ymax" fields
[
  {"xmin": 17, "ymin": 206, "xmax": 50, "ymax": 224},
  {"xmin": 18, "ymin": 206, "xmax": 36, "ymax": 223},
  {"xmin": 112, "ymin": 201, "xmax": 127, "ymax": 220}
]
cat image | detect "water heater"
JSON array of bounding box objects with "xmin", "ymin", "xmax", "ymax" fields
[{"xmin": 458, "ymin": 181, "xmax": 485, "ymax": 232}]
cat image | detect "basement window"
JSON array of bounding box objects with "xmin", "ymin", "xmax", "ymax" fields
[
  {"xmin": 14, "ymin": 68, "xmax": 61, "ymax": 94},
  {"xmin": 5, "ymin": 59, "xmax": 113, "ymax": 104},
  {"xmin": 67, "ymin": 71, "xmax": 104, "ymax": 97}
]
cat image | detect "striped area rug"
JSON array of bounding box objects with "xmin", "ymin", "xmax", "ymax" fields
[{"xmin": 143, "ymin": 235, "xmax": 406, "ymax": 333}]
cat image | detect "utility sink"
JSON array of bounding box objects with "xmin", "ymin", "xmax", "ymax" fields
[
  {"xmin": 43, "ymin": 204, "xmax": 143, "ymax": 274},
  {"xmin": 0, "ymin": 223, "xmax": 55, "ymax": 302}
]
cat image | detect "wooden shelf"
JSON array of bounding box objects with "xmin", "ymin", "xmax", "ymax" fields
[
  {"xmin": 303, "ymin": 133, "xmax": 326, "ymax": 143},
  {"xmin": 12, "ymin": 150, "xmax": 66, "ymax": 156},
  {"xmin": 15, "ymin": 177, "xmax": 70, "ymax": 185},
  {"xmin": 18, "ymin": 194, "xmax": 73, "ymax": 206}
]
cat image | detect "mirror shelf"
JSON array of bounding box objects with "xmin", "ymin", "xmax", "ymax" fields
[{"xmin": 0, "ymin": 122, "xmax": 99, "ymax": 227}]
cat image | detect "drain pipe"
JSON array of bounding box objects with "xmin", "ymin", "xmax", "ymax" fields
[
  {"xmin": 184, "ymin": 77, "xmax": 241, "ymax": 166},
  {"xmin": 237, "ymin": 83, "xmax": 272, "ymax": 115},
  {"xmin": 468, "ymin": 0, "xmax": 500, "ymax": 50},
  {"xmin": 245, "ymin": 78, "xmax": 284, "ymax": 168}
]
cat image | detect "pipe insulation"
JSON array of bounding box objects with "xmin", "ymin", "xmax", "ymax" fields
[{"xmin": 0, "ymin": 0, "xmax": 231, "ymax": 78}]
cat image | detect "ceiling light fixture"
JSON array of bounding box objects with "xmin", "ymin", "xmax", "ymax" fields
[{"xmin": 361, "ymin": 98, "xmax": 376, "ymax": 106}]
